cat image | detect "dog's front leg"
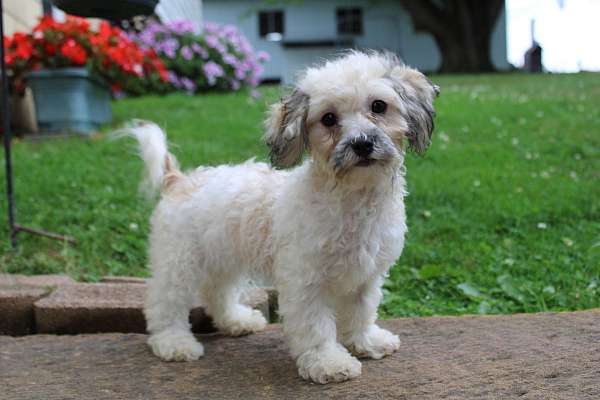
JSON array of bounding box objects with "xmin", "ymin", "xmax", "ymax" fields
[
  {"xmin": 278, "ymin": 284, "xmax": 362, "ymax": 384},
  {"xmin": 338, "ymin": 276, "xmax": 400, "ymax": 359}
]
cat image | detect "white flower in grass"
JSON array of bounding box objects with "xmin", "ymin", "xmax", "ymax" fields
[
  {"xmin": 129, "ymin": 223, "xmax": 139, "ymax": 231},
  {"xmin": 462, "ymin": 126, "xmax": 470, "ymax": 133},
  {"xmin": 569, "ymin": 171, "xmax": 578, "ymax": 180},
  {"xmin": 503, "ymin": 258, "xmax": 515, "ymax": 266},
  {"xmin": 535, "ymin": 111, "xmax": 544, "ymax": 118},
  {"xmin": 525, "ymin": 152, "xmax": 532, "ymax": 160},
  {"xmin": 515, "ymin": 187, "xmax": 523, "ymax": 193},
  {"xmin": 439, "ymin": 132, "xmax": 450, "ymax": 142},
  {"xmin": 562, "ymin": 237, "xmax": 574, "ymax": 247},
  {"xmin": 540, "ymin": 171, "xmax": 550, "ymax": 179},
  {"xmin": 537, "ymin": 222, "xmax": 548, "ymax": 230},
  {"xmin": 574, "ymin": 153, "xmax": 582, "ymax": 160},
  {"xmin": 490, "ymin": 116, "xmax": 503, "ymax": 126},
  {"xmin": 511, "ymin": 137, "xmax": 519, "ymax": 146},
  {"xmin": 421, "ymin": 210, "xmax": 432, "ymax": 218},
  {"xmin": 473, "ymin": 180, "xmax": 481, "ymax": 187}
]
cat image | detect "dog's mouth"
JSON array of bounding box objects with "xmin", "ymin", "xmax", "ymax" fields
[{"xmin": 355, "ymin": 158, "xmax": 377, "ymax": 167}]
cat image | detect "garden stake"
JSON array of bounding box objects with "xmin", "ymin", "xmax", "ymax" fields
[
  {"xmin": 1, "ymin": 0, "xmax": 76, "ymax": 248},
  {"xmin": 1, "ymin": 0, "xmax": 17, "ymax": 248}
]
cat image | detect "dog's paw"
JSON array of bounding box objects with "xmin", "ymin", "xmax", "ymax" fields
[
  {"xmin": 297, "ymin": 345, "xmax": 362, "ymax": 384},
  {"xmin": 148, "ymin": 330, "xmax": 204, "ymax": 361},
  {"xmin": 345, "ymin": 325, "xmax": 400, "ymax": 360},
  {"xmin": 219, "ymin": 308, "xmax": 267, "ymax": 337}
]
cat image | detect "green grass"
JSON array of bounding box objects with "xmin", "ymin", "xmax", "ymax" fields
[{"xmin": 1, "ymin": 74, "xmax": 599, "ymax": 317}]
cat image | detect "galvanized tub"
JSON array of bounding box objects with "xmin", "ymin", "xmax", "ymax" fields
[{"xmin": 25, "ymin": 68, "xmax": 112, "ymax": 134}]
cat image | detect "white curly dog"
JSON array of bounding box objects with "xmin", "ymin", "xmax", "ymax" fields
[{"xmin": 128, "ymin": 51, "xmax": 439, "ymax": 384}]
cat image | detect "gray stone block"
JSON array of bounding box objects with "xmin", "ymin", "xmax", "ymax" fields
[{"xmin": 35, "ymin": 283, "xmax": 269, "ymax": 334}]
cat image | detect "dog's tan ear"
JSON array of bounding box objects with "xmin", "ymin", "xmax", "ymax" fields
[
  {"xmin": 264, "ymin": 90, "xmax": 310, "ymax": 168},
  {"xmin": 388, "ymin": 65, "xmax": 439, "ymax": 154}
]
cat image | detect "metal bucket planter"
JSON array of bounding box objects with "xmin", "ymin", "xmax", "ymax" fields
[{"xmin": 25, "ymin": 68, "xmax": 112, "ymax": 134}]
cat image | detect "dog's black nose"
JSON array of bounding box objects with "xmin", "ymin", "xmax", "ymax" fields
[{"xmin": 351, "ymin": 137, "xmax": 375, "ymax": 158}]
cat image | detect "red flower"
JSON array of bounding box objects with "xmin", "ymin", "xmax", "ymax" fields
[
  {"xmin": 44, "ymin": 43, "xmax": 57, "ymax": 56},
  {"xmin": 6, "ymin": 15, "xmax": 170, "ymax": 96},
  {"xmin": 11, "ymin": 33, "xmax": 34, "ymax": 60},
  {"xmin": 60, "ymin": 38, "xmax": 87, "ymax": 65}
]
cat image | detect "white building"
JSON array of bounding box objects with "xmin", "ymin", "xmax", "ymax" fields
[{"xmin": 203, "ymin": 0, "xmax": 509, "ymax": 83}]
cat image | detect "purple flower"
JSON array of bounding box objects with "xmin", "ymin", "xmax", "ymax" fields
[
  {"xmin": 181, "ymin": 46, "xmax": 193, "ymax": 61},
  {"xmin": 222, "ymin": 24, "xmax": 238, "ymax": 35},
  {"xmin": 234, "ymin": 67, "xmax": 247, "ymax": 80},
  {"xmin": 180, "ymin": 77, "xmax": 197, "ymax": 94},
  {"xmin": 223, "ymin": 54, "xmax": 238, "ymax": 66},
  {"xmin": 204, "ymin": 22, "xmax": 218, "ymax": 34},
  {"xmin": 205, "ymin": 35, "xmax": 226, "ymax": 54},
  {"xmin": 205, "ymin": 35, "xmax": 219, "ymax": 49},
  {"xmin": 128, "ymin": 19, "xmax": 269, "ymax": 94},
  {"xmin": 158, "ymin": 38, "xmax": 179, "ymax": 59},
  {"xmin": 168, "ymin": 71, "xmax": 182, "ymax": 88},
  {"xmin": 256, "ymin": 51, "xmax": 270, "ymax": 62},
  {"xmin": 203, "ymin": 61, "xmax": 224, "ymax": 86},
  {"xmin": 230, "ymin": 79, "xmax": 240, "ymax": 91},
  {"xmin": 191, "ymin": 43, "xmax": 209, "ymax": 59},
  {"xmin": 167, "ymin": 20, "xmax": 196, "ymax": 35}
]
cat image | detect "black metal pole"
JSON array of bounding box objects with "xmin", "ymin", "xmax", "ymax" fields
[{"xmin": 0, "ymin": 0, "xmax": 18, "ymax": 248}]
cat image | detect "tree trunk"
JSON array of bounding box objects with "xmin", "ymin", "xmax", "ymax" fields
[
  {"xmin": 399, "ymin": 0, "xmax": 504, "ymax": 73},
  {"xmin": 433, "ymin": 29, "xmax": 495, "ymax": 73}
]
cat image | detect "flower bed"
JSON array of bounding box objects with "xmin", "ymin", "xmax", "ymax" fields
[
  {"xmin": 4, "ymin": 16, "xmax": 169, "ymax": 96},
  {"xmin": 3, "ymin": 17, "xmax": 270, "ymax": 97},
  {"xmin": 130, "ymin": 20, "xmax": 269, "ymax": 94}
]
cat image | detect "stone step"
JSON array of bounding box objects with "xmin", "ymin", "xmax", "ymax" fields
[
  {"xmin": 0, "ymin": 274, "xmax": 75, "ymax": 335},
  {"xmin": 34, "ymin": 282, "xmax": 269, "ymax": 334},
  {"xmin": 1, "ymin": 309, "xmax": 598, "ymax": 399}
]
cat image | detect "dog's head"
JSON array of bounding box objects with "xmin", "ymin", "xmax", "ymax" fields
[{"xmin": 264, "ymin": 51, "xmax": 439, "ymax": 183}]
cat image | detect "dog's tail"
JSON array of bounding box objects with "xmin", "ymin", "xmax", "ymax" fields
[{"xmin": 124, "ymin": 120, "xmax": 184, "ymax": 195}]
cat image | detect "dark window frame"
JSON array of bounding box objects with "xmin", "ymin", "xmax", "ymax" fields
[
  {"xmin": 259, "ymin": 10, "xmax": 284, "ymax": 38},
  {"xmin": 336, "ymin": 8, "xmax": 363, "ymax": 35}
]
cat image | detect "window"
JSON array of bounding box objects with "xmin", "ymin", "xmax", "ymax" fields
[
  {"xmin": 337, "ymin": 8, "xmax": 362, "ymax": 35},
  {"xmin": 259, "ymin": 11, "xmax": 284, "ymax": 39}
]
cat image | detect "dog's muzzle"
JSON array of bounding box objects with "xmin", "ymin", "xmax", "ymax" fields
[{"xmin": 332, "ymin": 130, "xmax": 398, "ymax": 173}]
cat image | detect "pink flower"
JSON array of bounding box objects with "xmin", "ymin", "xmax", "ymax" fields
[
  {"xmin": 181, "ymin": 46, "xmax": 193, "ymax": 60},
  {"xmin": 256, "ymin": 51, "xmax": 270, "ymax": 62}
]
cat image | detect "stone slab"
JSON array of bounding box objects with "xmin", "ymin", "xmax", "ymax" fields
[
  {"xmin": 0, "ymin": 287, "xmax": 48, "ymax": 336},
  {"xmin": 34, "ymin": 283, "xmax": 269, "ymax": 334},
  {"xmin": 100, "ymin": 276, "xmax": 147, "ymax": 284},
  {"xmin": 0, "ymin": 274, "xmax": 74, "ymax": 336},
  {"xmin": 0, "ymin": 273, "xmax": 74, "ymax": 287},
  {"xmin": 1, "ymin": 310, "xmax": 599, "ymax": 399}
]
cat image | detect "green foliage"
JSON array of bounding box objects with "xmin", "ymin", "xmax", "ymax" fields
[{"xmin": 1, "ymin": 73, "xmax": 599, "ymax": 318}]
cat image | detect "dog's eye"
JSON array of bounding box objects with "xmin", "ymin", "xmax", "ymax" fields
[
  {"xmin": 321, "ymin": 112, "xmax": 337, "ymax": 127},
  {"xmin": 371, "ymin": 100, "xmax": 387, "ymax": 114}
]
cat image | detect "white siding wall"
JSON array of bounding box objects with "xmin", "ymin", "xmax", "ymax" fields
[
  {"xmin": 203, "ymin": 0, "xmax": 509, "ymax": 84},
  {"xmin": 3, "ymin": 0, "xmax": 43, "ymax": 35}
]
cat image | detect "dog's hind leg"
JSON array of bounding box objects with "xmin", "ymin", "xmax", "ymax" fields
[
  {"xmin": 144, "ymin": 243, "xmax": 205, "ymax": 361},
  {"xmin": 202, "ymin": 274, "xmax": 267, "ymax": 337}
]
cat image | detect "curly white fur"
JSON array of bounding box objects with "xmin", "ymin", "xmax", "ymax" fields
[{"xmin": 129, "ymin": 51, "xmax": 438, "ymax": 384}]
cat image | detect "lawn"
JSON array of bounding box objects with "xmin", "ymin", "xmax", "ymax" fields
[{"xmin": 1, "ymin": 73, "xmax": 599, "ymax": 317}]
